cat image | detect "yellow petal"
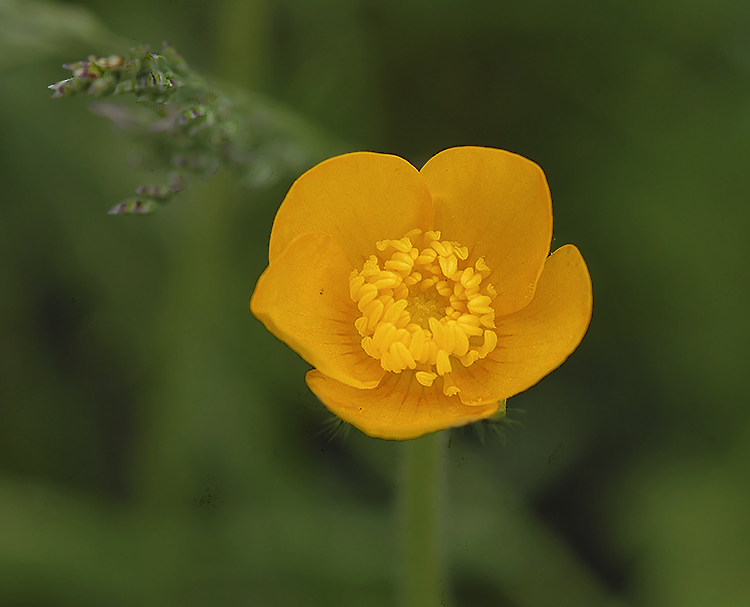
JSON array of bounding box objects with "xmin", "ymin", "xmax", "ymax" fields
[
  {"xmin": 306, "ymin": 370, "xmax": 500, "ymax": 440},
  {"xmin": 268, "ymin": 152, "xmax": 433, "ymax": 268},
  {"xmin": 420, "ymin": 146, "xmax": 552, "ymax": 316},
  {"xmin": 452, "ymin": 245, "xmax": 592, "ymax": 405},
  {"xmin": 251, "ymin": 231, "xmax": 385, "ymax": 389}
]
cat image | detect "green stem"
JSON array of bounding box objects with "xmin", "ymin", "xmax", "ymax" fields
[{"xmin": 400, "ymin": 431, "xmax": 448, "ymax": 607}]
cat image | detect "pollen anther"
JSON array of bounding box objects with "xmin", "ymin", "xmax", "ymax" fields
[{"xmin": 350, "ymin": 230, "xmax": 499, "ymax": 397}]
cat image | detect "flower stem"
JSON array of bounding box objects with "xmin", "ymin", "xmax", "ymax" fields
[{"xmin": 400, "ymin": 431, "xmax": 448, "ymax": 607}]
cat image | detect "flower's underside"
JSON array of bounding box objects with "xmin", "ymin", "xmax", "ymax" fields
[{"xmin": 251, "ymin": 147, "xmax": 593, "ymax": 440}]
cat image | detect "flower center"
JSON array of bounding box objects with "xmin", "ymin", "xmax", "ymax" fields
[{"xmin": 348, "ymin": 229, "xmax": 498, "ymax": 397}]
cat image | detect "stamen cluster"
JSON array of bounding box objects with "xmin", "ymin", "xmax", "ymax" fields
[{"xmin": 349, "ymin": 229, "xmax": 499, "ymax": 397}]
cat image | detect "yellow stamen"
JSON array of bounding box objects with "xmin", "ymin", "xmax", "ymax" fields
[
  {"xmin": 416, "ymin": 371, "xmax": 437, "ymax": 387},
  {"xmin": 435, "ymin": 349, "xmax": 452, "ymax": 375},
  {"xmin": 475, "ymin": 256, "xmax": 491, "ymax": 276},
  {"xmin": 442, "ymin": 373, "xmax": 460, "ymax": 396},
  {"xmin": 408, "ymin": 327, "xmax": 426, "ymax": 360},
  {"xmin": 478, "ymin": 330, "xmax": 498, "ymax": 359},
  {"xmin": 438, "ymin": 254, "xmax": 458, "ymax": 278},
  {"xmin": 349, "ymin": 230, "xmax": 500, "ymax": 393},
  {"xmin": 355, "ymin": 316, "xmax": 368, "ymax": 336}
]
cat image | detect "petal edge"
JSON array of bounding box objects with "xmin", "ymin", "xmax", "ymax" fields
[
  {"xmin": 269, "ymin": 152, "xmax": 434, "ymax": 267},
  {"xmin": 251, "ymin": 232, "xmax": 385, "ymax": 389},
  {"xmin": 453, "ymin": 244, "xmax": 593, "ymax": 404},
  {"xmin": 306, "ymin": 370, "xmax": 500, "ymax": 440},
  {"xmin": 420, "ymin": 146, "xmax": 552, "ymax": 316}
]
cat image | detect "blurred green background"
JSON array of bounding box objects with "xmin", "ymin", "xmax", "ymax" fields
[{"xmin": 2, "ymin": 0, "xmax": 750, "ymax": 605}]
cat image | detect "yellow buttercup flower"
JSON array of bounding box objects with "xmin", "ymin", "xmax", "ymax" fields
[{"xmin": 250, "ymin": 147, "xmax": 592, "ymax": 440}]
